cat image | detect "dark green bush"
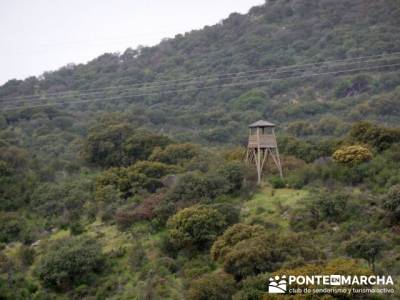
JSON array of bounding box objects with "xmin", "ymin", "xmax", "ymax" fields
[
  {"xmin": 345, "ymin": 231, "xmax": 386, "ymax": 271},
  {"xmin": 150, "ymin": 143, "xmax": 198, "ymax": 165},
  {"xmin": 383, "ymin": 184, "xmax": 400, "ymax": 224},
  {"xmin": 36, "ymin": 236, "xmax": 104, "ymax": 291},
  {"xmin": 211, "ymin": 224, "xmax": 322, "ymax": 280},
  {"xmin": 187, "ymin": 271, "xmax": 236, "ymax": 300},
  {"xmin": 268, "ymin": 176, "xmax": 286, "ymax": 188},
  {"xmin": 166, "ymin": 172, "xmax": 230, "ymax": 203},
  {"xmin": 167, "ymin": 205, "xmax": 228, "ymax": 251},
  {"xmin": 0, "ymin": 212, "xmax": 35, "ymax": 244}
]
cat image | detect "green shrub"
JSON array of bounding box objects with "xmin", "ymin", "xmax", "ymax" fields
[
  {"xmin": 211, "ymin": 224, "xmax": 265, "ymax": 262},
  {"xmin": 332, "ymin": 145, "xmax": 373, "ymax": 166},
  {"xmin": 84, "ymin": 121, "xmax": 171, "ymax": 167},
  {"xmin": 36, "ymin": 236, "xmax": 104, "ymax": 291},
  {"xmin": 180, "ymin": 255, "xmax": 215, "ymax": 279},
  {"xmin": 232, "ymin": 273, "xmax": 269, "ymax": 299},
  {"xmin": 211, "ymin": 224, "xmax": 322, "ymax": 280},
  {"xmin": 350, "ymin": 121, "xmax": 400, "ymax": 151},
  {"xmin": 166, "ymin": 172, "xmax": 230, "ymax": 203},
  {"xmin": 268, "ymin": 176, "xmax": 286, "ymax": 188},
  {"xmin": 131, "ymin": 161, "xmax": 178, "ymax": 178},
  {"xmin": 217, "ymin": 161, "xmax": 246, "ymax": 193},
  {"xmin": 70, "ymin": 222, "xmax": 85, "ymax": 235},
  {"xmin": 17, "ymin": 245, "xmax": 35, "ymax": 268},
  {"xmin": 0, "ymin": 212, "xmax": 34, "ymax": 244},
  {"xmin": 31, "ymin": 178, "xmax": 92, "ymax": 223},
  {"xmin": 95, "ymin": 165, "xmax": 163, "ymax": 199},
  {"xmin": 383, "ymin": 184, "xmax": 400, "ymax": 224},
  {"xmin": 210, "ymin": 203, "xmax": 240, "ymax": 226},
  {"xmin": 150, "ymin": 143, "xmax": 198, "ymax": 165},
  {"xmin": 187, "ymin": 271, "xmax": 236, "ymax": 300},
  {"xmin": 129, "ymin": 241, "xmax": 147, "ymax": 271},
  {"xmin": 345, "ymin": 232, "xmax": 386, "ymax": 271},
  {"xmin": 167, "ymin": 205, "xmax": 228, "ymax": 251},
  {"xmin": 290, "ymin": 190, "xmax": 352, "ymax": 230},
  {"xmin": 232, "ymin": 89, "xmax": 266, "ymax": 111}
]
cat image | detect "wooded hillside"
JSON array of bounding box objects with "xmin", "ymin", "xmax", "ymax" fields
[{"xmin": 0, "ymin": 0, "xmax": 400, "ymax": 299}]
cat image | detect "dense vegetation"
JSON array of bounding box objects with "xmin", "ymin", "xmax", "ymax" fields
[{"xmin": 0, "ymin": 0, "xmax": 400, "ymax": 299}]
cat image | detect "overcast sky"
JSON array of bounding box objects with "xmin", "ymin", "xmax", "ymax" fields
[{"xmin": 0, "ymin": 0, "xmax": 264, "ymax": 85}]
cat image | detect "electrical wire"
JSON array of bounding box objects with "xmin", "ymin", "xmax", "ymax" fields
[
  {"xmin": 1, "ymin": 61, "xmax": 399, "ymax": 112},
  {"xmin": 1, "ymin": 51, "xmax": 400, "ymax": 104},
  {"xmin": 3, "ymin": 56, "xmax": 399, "ymax": 107}
]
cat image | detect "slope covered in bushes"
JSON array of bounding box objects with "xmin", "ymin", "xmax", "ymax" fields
[{"xmin": 0, "ymin": 0, "xmax": 400, "ymax": 299}]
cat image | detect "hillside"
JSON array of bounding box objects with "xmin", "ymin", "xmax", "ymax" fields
[
  {"xmin": 1, "ymin": 0, "xmax": 400, "ymax": 299},
  {"xmin": 1, "ymin": 0, "xmax": 400, "ymax": 149}
]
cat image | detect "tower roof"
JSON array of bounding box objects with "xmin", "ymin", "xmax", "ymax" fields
[{"xmin": 248, "ymin": 120, "xmax": 275, "ymax": 128}]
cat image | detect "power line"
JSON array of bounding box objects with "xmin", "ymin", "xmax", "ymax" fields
[
  {"xmin": 3, "ymin": 52, "xmax": 400, "ymax": 100},
  {"xmin": 3, "ymin": 56, "xmax": 399, "ymax": 107},
  {"xmin": 3, "ymin": 62, "xmax": 400, "ymax": 111},
  {"xmin": 2, "ymin": 62, "xmax": 399, "ymax": 112},
  {"xmin": 2, "ymin": 51, "xmax": 400, "ymax": 103},
  {"xmin": 3, "ymin": 51, "xmax": 399, "ymax": 102}
]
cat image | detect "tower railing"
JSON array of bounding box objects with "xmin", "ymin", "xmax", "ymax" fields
[{"xmin": 248, "ymin": 134, "xmax": 277, "ymax": 148}]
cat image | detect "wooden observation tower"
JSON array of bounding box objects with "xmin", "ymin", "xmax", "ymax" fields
[{"xmin": 246, "ymin": 120, "xmax": 283, "ymax": 184}]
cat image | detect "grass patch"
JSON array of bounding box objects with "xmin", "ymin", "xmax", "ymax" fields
[
  {"xmin": 86, "ymin": 222, "xmax": 131, "ymax": 254},
  {"xmin": 48, "ymin": 229, "xmax": 70, "ymax": 240},
  {"xmin": 241, "ymin": 186, "xmax": 308, "ymax": 228}
]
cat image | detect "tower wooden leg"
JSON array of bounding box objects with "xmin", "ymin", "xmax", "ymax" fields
[
  {"xmin": 261, "ymin": 149, "xmax": 269, "ymax": 171},
  {"xmin": 269, "ymin": 148, "xmax": 283, "ymax": 179},
  {"xmin": 247, "ymin": 147, "xmax": 283, "ymax": 183},
  {"xmin": 275, "ymin": 147, "xmax": 283, "ymax": 179},
  {"xmin": 256, "ymin": 149, "xmax": 261, "ymax": 185}
]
